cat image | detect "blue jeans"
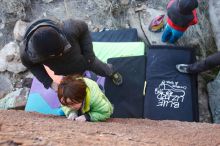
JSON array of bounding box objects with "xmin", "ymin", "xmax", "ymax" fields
[{"xmin": 161, "ymin": 24, "xmax": 184, "ymax": 43}]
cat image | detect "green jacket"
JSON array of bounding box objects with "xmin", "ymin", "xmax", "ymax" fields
[{"xmin": 62, "ymin": 78, "xmax": 113, "ymax": 122}]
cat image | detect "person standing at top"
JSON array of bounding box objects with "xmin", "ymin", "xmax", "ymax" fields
[
  {"xmin": 161, "ymin": 0, "xmax": 198, "ymax": 43},
  {"xmin": 19, "ymin": 19, "xmax": 123, "ymax": 90}
]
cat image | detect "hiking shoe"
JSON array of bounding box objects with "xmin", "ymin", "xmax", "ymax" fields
[
  {"xmin": 111, "ymin": 72, "xmax": 123, "ymax": 86},
  {"xmin": 176, "ymin": 64, "xmax": 190, "ymax": 73}
]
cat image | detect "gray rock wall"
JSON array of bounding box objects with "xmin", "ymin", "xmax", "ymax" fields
[
  {"xmin": 0, "ymin": 0, "xmax": 217, "ymax": 55},
  {"xmin": 0, "ymin": 0, "xmax": 31, "ymax": 49},
  {"xmin": 209, "ymin": 0, "xmax": 220, "ymax": 50}
]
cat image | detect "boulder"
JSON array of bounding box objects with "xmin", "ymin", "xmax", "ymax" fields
[
  {"xmin": 209, "ymin": 0, "xmax": 220, "ymax": 50},
  {"xmin": 0, "ymin": 42, "xmax": 26, "ymax": 73},
  {"xmin": 207, "ymin": 72, "xmax": 220, "ymax": 123},
  {"xmin": 0, "ymin": 0, "xmax": 31, "ymax": 48},
  {"xmin": 13, "ymin": 20, "xmax": 29, "ymax": 42},
  {"xmin": 0, "ymin": 88, "xmax": 29, "ymax": 110},
  {"xmin": 0, "ymin": 75, "xmax": 13, "ymax": 99}
]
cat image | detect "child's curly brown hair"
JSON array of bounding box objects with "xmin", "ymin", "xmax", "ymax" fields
[{"xmin": 57, "ymin": 74, "xmax": 87, "ymax": 107}]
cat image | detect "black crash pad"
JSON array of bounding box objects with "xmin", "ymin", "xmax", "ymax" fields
[
  {"xmin": 144, "ymin": 45, "xmax": 199, "ymax": 122},
  {"xmin": 91, "ymin": 28, "xmax": 138, "ymax": 42},
  {"xmin": 105, "ymin": 56, "xmax": 145, "ymax": 118}
]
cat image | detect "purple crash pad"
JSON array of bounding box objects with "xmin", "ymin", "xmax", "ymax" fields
[
  {"xmin": 30, "ymin": 77, "xmax": 61, "ymax": 108},
  {"xmin": 29, "ymin": 71, "xmax": 105, "ymax": 109},
  {"xmin": 84, "ymin": 71, "xmax": 106, "ymax": 92}
]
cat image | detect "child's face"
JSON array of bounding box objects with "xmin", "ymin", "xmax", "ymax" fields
[{"xmin": 66, "ymin": 98, "xmax": 82, "ymax": 110}]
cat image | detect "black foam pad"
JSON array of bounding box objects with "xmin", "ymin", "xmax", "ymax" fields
[
  {"xmin": 105, "ymin": 56, "xmax": 145, "ymax": 118},
  {"xmin": 144, "ymin": 45, "xmax": 198, "ymax": 122},
  {"xmin": 91, "ymin": 29, "xmax": 138, "ymax": 42}
]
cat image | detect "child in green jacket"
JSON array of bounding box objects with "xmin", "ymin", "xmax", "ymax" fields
[{"xmin": 58, "ymin": 74, "xmax": 113, "ymax": 122}]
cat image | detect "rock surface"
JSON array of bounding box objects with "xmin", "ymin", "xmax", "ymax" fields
[
  {"xmin": 0, "ymin": 0, "xmax": 30, "ymax": 49},
  {"xmin": 0, "ymin": 88, "xmax": 29, "ymax": 110},
  {"xmin": 0, "ymin": 76, "xmax": 13, "ymax": 99},
  {"xmin": 207, "ymin": 72, "xmax": 220, "ymax": 123},
  {"xmin": 209, "ymin": 0, "xmax": 220, "ymax": 50},
  {"xmin": 0, "ymin": 110, "xmax": 220, "ymax": 146},
  {"xmin": 0, "ymin": 42, "xmax": 26, "ymax": 73},
  {"xmin": 13, "ymin": 20, "xmax": 29, "ymax": 42}
]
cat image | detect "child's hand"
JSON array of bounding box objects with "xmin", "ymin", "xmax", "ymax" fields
[
  {"xmin": 75, "ymin": 115, "xmax": 86, "ymax": 122},
  {"xmin": 67, "ymin": 112, "xmax": 78, "ymax": 121}
]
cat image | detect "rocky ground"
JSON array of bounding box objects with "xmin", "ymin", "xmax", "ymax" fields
[{"xmin": 0, "ymin": 110, "xmax": 220, "ymax": 146}]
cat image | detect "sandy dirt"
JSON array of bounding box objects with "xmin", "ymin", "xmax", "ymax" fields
[{"xmin": 0, "ymin": 110, "xmax": 220, "ymax": 146}]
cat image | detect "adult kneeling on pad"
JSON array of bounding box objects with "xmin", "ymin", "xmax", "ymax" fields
[{"xmin": 20, "ymin": 19, "xmax": 123, "ymax": 91}]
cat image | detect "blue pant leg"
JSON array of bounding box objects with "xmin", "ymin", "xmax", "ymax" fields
[
  {"xmin": 169, "ymin": 28, "xmax": 184, "ymax": 43},
  {"xmin": 161, "ymin": 24, "xmax": 172, "ymax": 42}
]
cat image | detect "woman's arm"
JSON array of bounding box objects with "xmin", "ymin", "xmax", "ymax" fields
[{"xmin": 89, "ymin": 93, "xmax": 113, "ymax": 122}]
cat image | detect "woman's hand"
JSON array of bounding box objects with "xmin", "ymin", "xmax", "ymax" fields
[
  {"xmin": 75, "ymin": 115, "xmax": 86, "ymax": 122},
  {"xmin": 67, "ymin": 112, "xmax": 78, "ymax": 121},
  {"xmin": 51, "ymin": 81, "xmax": 58, "ymax": 92}
]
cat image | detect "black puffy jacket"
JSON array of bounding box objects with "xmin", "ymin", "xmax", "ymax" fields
[{"xmin": 20, "ymin": 19, "xmax": 95, "ymax": 88}]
